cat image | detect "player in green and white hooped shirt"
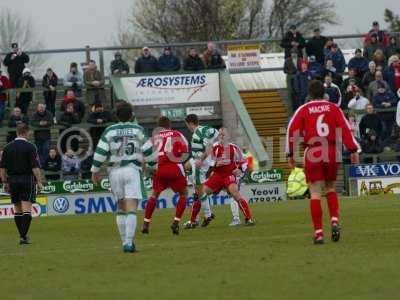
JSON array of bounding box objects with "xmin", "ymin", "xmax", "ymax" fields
[
  {"xmin": 183, "ymin": 114, "xmax": 220, "ymax": 228},
  {"xmin": 91, "ymin": 102, "xmax": 156, "ymax": 253}
]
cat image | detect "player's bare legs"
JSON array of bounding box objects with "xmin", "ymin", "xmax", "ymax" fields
[
  {"xmin": 325, "ymin": 181, "xmax": 341, "ymax": 242},
  {"xmin": 171, "ymin": 188, "xmax": 189, "ymax": 235},
  {"xmin": 226, "ymin": 184, "xmax": 255, "ymax": 225},
  {"xmin": 142, "ymin": 191, "xmax": 161, "ymax": 234},
  {"xmin": 117, "ymin": 198, "xmax": 138, "ymax": 252},
  {"xmin": 309, "ymin": 181, "xmax": 324, "ymax": 244}
]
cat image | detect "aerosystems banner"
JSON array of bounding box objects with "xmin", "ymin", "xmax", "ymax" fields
[
  {"xmin": 0, "ymin": 196, "xmax": 48, "ymax": 219},
  {"xmin": 47, "ymin": 183, "xmax": 287, "ymax": 216},
  {"xmin": 120, "ymin": 73, "xmax": 220, "ymax": 106}
]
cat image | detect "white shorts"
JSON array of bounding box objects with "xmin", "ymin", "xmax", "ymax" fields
[
  {"xmin": 108, "ymin": 166, "xmax": 143, "ymax": 200},
  {"xmin": 190, "ymin": 157, "xmax": 213, "ymax": 185}
]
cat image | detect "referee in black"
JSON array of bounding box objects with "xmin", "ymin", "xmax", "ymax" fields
[{"xmin": 0, "ymin": 124, "xmax": 43, "ymax": 244}]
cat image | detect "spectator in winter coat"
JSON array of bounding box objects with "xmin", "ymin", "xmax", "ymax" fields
[
  {"xmin": 323, "ymin": 59, "xmax": 342, "ymax": 86},
  {"xmin": 59, "ymin": 103, "xmax": 81, "ymax": 126},
  {"xmin": 64, "ymin": 62, "xmax": 83, "ymax": 97},
  {"xmin": 84, "ymin": 60, "xmax": 105, "ymax": 104},
  {"xmin": 362, "ymin": 61, "xmax": 377, "ymax": 91},
  {"xmin": 60, "ymin": 90, "xmax": 85, "ymax": 122},
  {"xmin": 364, "ymin": 33, "xmax": 384, "ymax": 61},
  {"xmin": 342, "ymin": 68, "xmax": 362, "ymax": 94},
  {"xmin": 0, "ymin": 69, "xmax": 12, "ymax": 125},
  {"xmin": 293, "ymin": 62, "xmax": 312, "ymax": 108},
  {"xmin": 183, "ymin": 48, "xmax": 205, "ymax": 71},
  {"xmin": 134, "ymin": 47, "xmax": 158, "ymax": 73},
  {"xmin": 325, "ymin": 43, "xmax": 346, "ymax": 74},
  {"xmin": 2, "ymin": 43, "xmax": 30, "ymax": 87},
  {"xmin": 16, "ymin": 68, "xmax": 35, "ymax": 114},
  {"xmin": 61, "ymin": 149, "xmax": 81, "ymax": 179},
  {"xmin": 372, "ymin": 83, "xmax": 398, "ymax": 140},
  {"xmin": 383, "ymin": 55, "xmax": 400, "ymax": 94},
  {"xmin": 42, "ymin": 68, "xmax": 58, "ymax": 118},
  {"xmin": 372, "ymin": 49, "xmax": 387, "ymax": 70},
  {"xmin": 87, "ymin": 102, "xmax": 112, "ymax": 146},
  {"xmin": 348, "ymin": 49, "xmax": 369, "ymax": 80},
  {"xmin": 280, "ymin": 24, "xmax": 306, "ymax": 58},
  {"xmin": 7, "ymin": 107, "xmax": 29, "ymax": 142},
  {"xmin": 361, "ymin": 130, "xmax": 383, "ymax": 160},
  {"xmin": 307, "ymin": 56, "xmax": 324, "ymax": 80},
  {"xmin": 203, "ymin": 42, "xmax": 226, "ymax": 69},
  {"xmin": 359, "ymin": 104, "xmax": 383, "ymax": 139},
  {"xmin": 43, "ymin": 148, "xmax": 61, "ymax": 181},
  {"xmin": 306, "ymin": 28, "xmax": 328, "ymax": 65},
  {"xmin": 110, "ymin": 52, "xmax": 130, "ymax": 75},
  {"xmin": 31, "ymin": 103, "xmax": 53, "ymax": 165},
  {"xmin": 367, "ymin": 71, "xmax": 390, "ymax": 100},
  {"xmin": 385, "ymin": 36, "xmax": 400, "ymax": 59},
  {"xmin": 364, "ymin": 21, "xmax": 390, "ymax": 48},
  {"xmin": 324, "ymin": 75, "xmax": 342, "ymax": 106},
  {"xmin": 158, "ymin": 47, "xmax": 181, "ymax": 72},
  {"xmin": 284, "ymin": 49, "xmax": 301, "ymax": 114},
  {"xmin": 348, "ymin": 90, "xmax": 370, "ymax": 122}
]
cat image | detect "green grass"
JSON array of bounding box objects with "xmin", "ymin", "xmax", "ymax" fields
[{"xmin": 1, "ymin": 195, "xmax": 400, "ymax": 300}]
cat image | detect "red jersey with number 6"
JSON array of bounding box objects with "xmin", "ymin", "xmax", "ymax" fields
[{"xmin": 286, "ymin": 100, "xmax": 360, "ymax": 182}]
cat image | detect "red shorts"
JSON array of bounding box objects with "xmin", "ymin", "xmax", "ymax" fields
[
  {"xmin": 153, "ymin": 163, "xmax": 187, "ymax": 194},
  {"xmin": 304, "ymin": 160, "xmax": 338, "ymax": 183},
  {"xmin": 204, "ymin": 172, "xmax": 238, "ymax": 194}
]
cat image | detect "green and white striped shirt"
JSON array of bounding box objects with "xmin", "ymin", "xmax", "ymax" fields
[
  {"xmin": 191, "ymin": 125, "xmax": 219, "ymax": 159},
  {"xmin": 91, "ymin": 122, "xmax": 156, "ymax": 172}
]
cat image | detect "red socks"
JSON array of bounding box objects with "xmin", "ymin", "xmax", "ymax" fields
[
  {"xmin": 310, "ymin": 199, "xmax": 323, "ymax": 233},
  {"xmin": 190, "ymin": 200, "xmax": 201, "ymax": 223},
  {"xmin": 326, "ymin": 191, "xmax": 339, "ymax": 225},
  {"xmin": 144, "ymin": 196, "xmax": 157, "ymax": 222},
  {"xmin": 174, "ymin": 195, "xmax": 187, "ymax": 223},
  {"xmin": 238, "ymin": 199, "xmax": 252, "ymax": 220}
]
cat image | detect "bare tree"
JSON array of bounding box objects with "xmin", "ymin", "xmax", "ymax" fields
[{"xmin": 0, "ymin": 7, "xmax": 47, "ymax": 74}]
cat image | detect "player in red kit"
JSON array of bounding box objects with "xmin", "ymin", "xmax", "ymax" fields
[
  {"xmin": 142, "ymin": 116, "xmax": 189, "ymax": 235},
  {"xmin": 196, "ymin": 127, "xmax": 255, "ymax": 225},
  {"xmin": 286, "ymin": 80, "xmax": 360, "ymax": 244}
]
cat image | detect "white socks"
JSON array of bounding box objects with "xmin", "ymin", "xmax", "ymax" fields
[
  {"xmin": 125, "ymin": 212, "xmax": 137, "ymax": 246},
  {"xmin": 202, "ymin": 196, "xmax": 212, "ymax": 218},
  {"xmin": 230, "ymin": 198, "xmax": 240, "ymax": 221},
  {"xmin": 116, "ymin": 212, "xmax": 127, "ymax": 244}
]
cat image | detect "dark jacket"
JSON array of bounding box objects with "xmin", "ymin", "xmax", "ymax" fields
[
  {"xmin": 3, "ymin": 52, "xmax": 30, "ymax": 85},
  {"xmin": 385, "ymin": 44, "xmax": 400, "ymax": 59},
  {"xmin": 383, "ymin": 64, "xmax": 400, "ymax": 93},
  {"xmin": 283, "ymin": 57, "xmax": 299, "ymax": 75},
  {"xmin": 203, "ymin": 50, "xmax": 226, "ymax": 69},
  {"xmin": 359, "ymin": 113, "xmax": 383, "ymax": 138},
  {"xmin": 8, "ymin": 115, "xmax": 29, "ymax": 128},
  {"xmin": 280, "ymin": 31, "xmax": 306, "ymax": 58},
  {"xmin": 134, "ymin": 55, "xmax": 159, "ymax": 73},
  {"xmin": 308, "ymin": 61, "xmax": 324, "ymax": 80},
  {"xmin": 84, "ymin": 69, "xmax": 104, "ymax": 90},
  {"xmin": 325, "ymin": 50, "xmax": 346, "ymax": 74},
  {"xmin": 294, "ymin": 71, "xmax": 312, "ymax": 104},
  {"xmin": 42, "ymin": 73, "xmax": 58, "ymax": 97},
  {"xmin": 373, "ymin": 91, "xmax": 398, "ymax": 117},
  {"xmin": 348, "ymin": 57, "xmax": 369, "ymax": 78},
  {"xmin": 361, "ymin": 136, "xmax": 383, "ymax": 154},
  {"xmin": 325, "ymin": 84, "xmax": 342, "ymax": 106},
  {"xmin": 110, "ymin": 59, "xmax": 130, "ymax": 74},
  {"xmin": 59, "ymin": 112, "xmax": 81, "ymax": 126},
  {"xmin": 158, "ymin": 54, "xmax": 181, "ymax": 72},
  {"xmin": 341, "ymin": 76, "xmax": 363, "ymax": 94},
  {"xmin": 306, "ymin": 36, "xmax": 328, "ymax": 64},
  {"xmin": 17, "ymin": 74, "xmax": 36, "ymax": 102},
  {"xmin": 364, "ymin": 42, "xmax": 382, "ymax": 61},
  {"xmin": 31, "ymin": 110, "xmax": 53, "ymax": 141},
  {"xmin": 183, "ymin": 55, "xmax": 205, "ymax": 71},
  {"xmin": 87, "ymin": 111, "xmax": 112, "ymax": 124},
  {"xmin": 60, "ymin": 99, "xmax": 85, "ymax": 121},
  {"xmin": 362, "ymin": 71, "xmax": 376, "ymax": 91},
  {"xmin": 43, "ymin": 156, "xmax": 61, "ymax": 172}
]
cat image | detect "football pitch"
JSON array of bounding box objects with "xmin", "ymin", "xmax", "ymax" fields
[{"xmin": 1, "ymin": 196, "xmax": 400, "ymax": 300}]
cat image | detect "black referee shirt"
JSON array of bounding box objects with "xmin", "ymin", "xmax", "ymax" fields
[{"xmin": 0, "ymin": 138, "xmax": 40, "ymax": 176}]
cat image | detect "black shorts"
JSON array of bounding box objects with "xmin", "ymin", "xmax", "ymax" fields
[{"xmin": 9, "ymin": 175, "xmax": 36, "ymax": 204}]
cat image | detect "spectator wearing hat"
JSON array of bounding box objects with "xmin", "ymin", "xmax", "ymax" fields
[
  {"xmin": 362, "ymin": 61, "xmax": 377, "ymax": 91},
  {"xmin": 42, "ymin": 68, "xmax": 58, "ymax": 118},
  {"xmin": 60, "ymin": 90, "xmax": 85, "ymax": 122},
  {"xmin": 324, "ymin": 74, "xmax": 342, "ymax": 107},
  {"xmin": 16, "ymin": 68, "xmax": 35, "ymax": 115},
  {"xmin": 88, "ymin": 102, "xmax": 112, "ymax": 146},
  {"xmin": 348, "ymin": 90, "xmax": 370, "ymax": 122},
  {"xmin": 364, "ymin": 33, "xmax": 383, "ymax": 61},
  {"xmin": 203, "ymin": 42, "xmax": 226, "ymax": 69},
  {"xmin": 385, "ymin": 36, "xmax": 400, "ymax": 59},
  {"xmin": 325, "ymin": 43, "xmax": 346, "ymax": 74},
  {"xmin": 367, "ymin": 70, "xmax": 390, "ymax": 100},
  {"xmin": 383, "ymin": 55, "xmax": 400, "ymax": 94},
  {"xmin": 306, "ymin": 28, "xmax": 328, "ymax": 65},
  {"xmin": 7, "ymin": 107, "xmax": 29, "ymax": 142},
  {"xmin": 110, "ymin": 52, "xmax": 130, "ymax": 75},
  {"xmin": 307, "ymin": 55, "xmax": 324, "ymax": 80},
  {"xmin": 183, "ymin": 48, "xmax": 205, "ymax": 71},
  {"xmin": 2, "ymin": 43, "xmax": 30, "ymax": 87},
  {"xmin": 84, "ymin": 60, "xmax": 105, "ymax": 105},
  {"xmin": 348, "ymin": 49, "xmax": 369, "ymax": 80},
  {"xmin": 31, "ymin": 103, "xmax": 53, "ymax": 165},
  {"xmin": 64, "ymin": 62, "xmax": 83, "ymax": 97},
  {"xmin": 0, "ymin": 69, "xmax": 12, "ymax": 126},
  {"xmin": 280, "ymin": 24, "xmax": 306, "ymax": 58},
  {"xmin": 293, "ymin": 62, "xmax": 312, "ymax": 109},
  {"xmin": 364, "ymin": 21, "xmax": 389, "ymax": 48},
  {"xmin": 134, "ymin": 47, "xmax": 159, "ymax": 73},
  {"xmin": 322, "ymin": 59, "xmax": 342, "ymax": 86},
  {"xmin": 373, "ymin": 82, "xmax": 398, "ymax": 140},
  {"xmin": 158, "ymin": 47, "xmax": 181, "ymax": 72}
]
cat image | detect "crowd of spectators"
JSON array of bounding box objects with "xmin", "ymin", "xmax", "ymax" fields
[{"xmin": 282, "ymin": 21, "xmax": 400, "ymax": 160}]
